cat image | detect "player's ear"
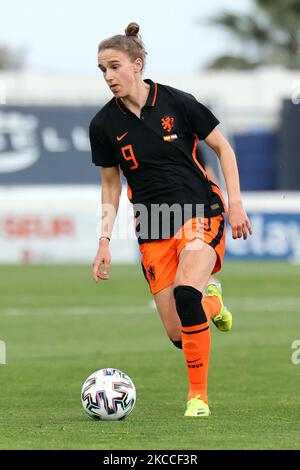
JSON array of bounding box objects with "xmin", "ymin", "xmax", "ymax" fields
[{"xmin": 133, "ymin": 57, "xmax": 143, "ymax": 73}]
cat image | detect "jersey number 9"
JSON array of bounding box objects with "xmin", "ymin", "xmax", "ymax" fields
[{"xmin": 121, "ymin": 145, "xmax": 139, "ymax": 170}]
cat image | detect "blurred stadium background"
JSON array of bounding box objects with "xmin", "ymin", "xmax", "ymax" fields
[{"xmin": 0, "ymin": 0, "xmax": 300, "ymax": 450}]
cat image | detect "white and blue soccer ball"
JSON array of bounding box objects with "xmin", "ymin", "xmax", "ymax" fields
[{"xmin": 81, "ymin": 368, "xmax": 136, "ymax": 421}]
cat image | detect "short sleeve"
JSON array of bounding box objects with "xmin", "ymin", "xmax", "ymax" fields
[
  {"xmin": 89, "ymin": 118, "xmax": 117, "ymax": 167},
  {"xmin": 184, "ymin": 94, "xmax": 220, "ymax": 140}
]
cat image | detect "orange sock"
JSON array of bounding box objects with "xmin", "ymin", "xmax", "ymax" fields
[
  {"xmin": 174, "ymin": 286, "xmax": 217, "ymax": 404},
  {"xmin": 182, "ymin": 319, "xmax": 211, "ymax": 403},
  {"xmin": 202, "ymin": 295, "xmax": 221, "ymax": 319}
]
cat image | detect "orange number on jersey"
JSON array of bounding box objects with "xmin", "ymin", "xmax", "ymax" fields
[{"xmin": 121, "ymin": 145, "xmax": 139, "ymax": 170}]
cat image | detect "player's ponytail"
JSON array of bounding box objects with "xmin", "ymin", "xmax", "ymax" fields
[{"xmin": 98, "ymin": 22, "xmax": 147, "ymax": 71}]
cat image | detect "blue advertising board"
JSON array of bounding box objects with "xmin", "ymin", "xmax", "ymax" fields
[
  {"xmin": 226, "ymin": 212, "xmax": 300, "ymax": 261},
  {"xmin": 0, "ymin": 106, "xmax": 100, "ymax": 184}
]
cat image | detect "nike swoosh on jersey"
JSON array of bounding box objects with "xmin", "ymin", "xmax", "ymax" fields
[{"xmin": 116, "ymin": 132, "xmax": 128, "ymax": 141}]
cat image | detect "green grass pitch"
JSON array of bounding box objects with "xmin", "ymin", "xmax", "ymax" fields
[{"xmin": 0, "ymin": 262, "xmax": 300, "ymax": 450}]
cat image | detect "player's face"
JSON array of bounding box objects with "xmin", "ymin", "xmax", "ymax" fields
[{"xmin": 98, "ymin": 49, "xmax": 141, "ymax": 98}]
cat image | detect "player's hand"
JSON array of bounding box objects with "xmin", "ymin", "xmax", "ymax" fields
[
  {"xmin": 92, "ymin": 239, "xmax": 111, "ymax": 282},
  {"xmin": 228, "ymin": 200, "xmax": 252, "ymax": 240}
]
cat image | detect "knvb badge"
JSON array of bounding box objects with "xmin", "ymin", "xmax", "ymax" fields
[{"xmin": 0, "ymin": 340, "xmax": 6, "ymax": 364}]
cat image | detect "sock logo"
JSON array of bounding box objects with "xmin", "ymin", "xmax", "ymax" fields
[{"xmin": 188, "ymin": 363, "xmax": 203, "ymax": 368}]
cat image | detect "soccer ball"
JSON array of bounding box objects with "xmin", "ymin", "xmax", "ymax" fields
[{"xmin": 81, "ymin": 368, "xmax": 136, "ymax": 421}]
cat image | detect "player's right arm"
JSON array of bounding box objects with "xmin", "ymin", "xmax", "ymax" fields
[{"xmin": 92, "ymin": 165, "xmax": 122, "ymax": 283}]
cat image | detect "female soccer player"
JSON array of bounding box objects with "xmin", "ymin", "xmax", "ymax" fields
[{"xmin": 90, "ymin": 22, "xmax": 252, "ymax": 417}]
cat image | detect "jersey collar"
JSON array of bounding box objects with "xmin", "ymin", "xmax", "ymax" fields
[
  {"xmin": 144, "ymin": 79, "xmax": 158, "ymax": 107},
  {"xmin": 115, "ymin": 79, "xmax": 158, "ymax": 115}
]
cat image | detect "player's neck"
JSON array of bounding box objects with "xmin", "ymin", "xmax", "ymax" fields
[{"xmin": 120, "ymin": 79, "xmax": 150, "ymax": 118}]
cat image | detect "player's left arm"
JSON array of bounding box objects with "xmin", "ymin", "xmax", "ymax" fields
[{"xmin": 204, "ymin": 127, "xmax": 253, "ymax": 240}]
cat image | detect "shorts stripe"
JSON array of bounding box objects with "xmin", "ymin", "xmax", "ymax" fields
[{"xmin": 209, "ymin": 218, "xmax": 224, "ymax": 249}]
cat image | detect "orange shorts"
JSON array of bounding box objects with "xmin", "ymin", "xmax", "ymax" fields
[{"xmin": 139, "ymin": 215, "xmax": 226, "ymax": 295}]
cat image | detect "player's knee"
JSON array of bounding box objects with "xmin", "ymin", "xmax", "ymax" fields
[
  {"xmin": 173, "ymin": 285, "xmax": 207, "ymax": 327},
  {"xmin": 170, "ymin": 339, "xmax": 182, "ymax": 349}
]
